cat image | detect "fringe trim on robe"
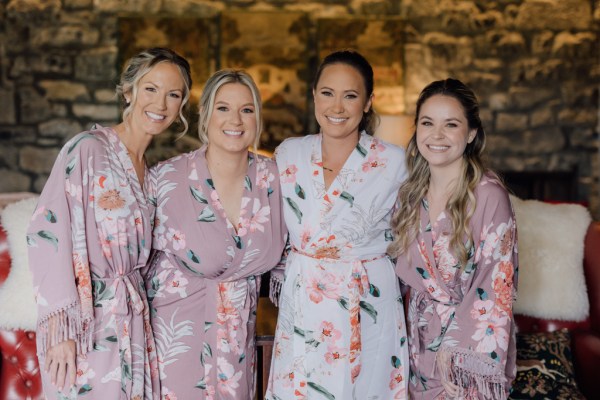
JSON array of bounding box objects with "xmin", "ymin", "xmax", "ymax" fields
[
  {"xmin": 436, "ymin": 346, "xmax": 507, "ymax": 400},
  {"xmin": 36, "ymin": 301, "xmax": 94, "ymax": 357},
  {"xmin": 269, "ymin": 270, "xmax": 284, "ymax": 307}
]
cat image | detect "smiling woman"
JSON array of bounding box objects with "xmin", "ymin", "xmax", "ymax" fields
[
  {"xmin": 144, "ymin": 69, "xmax": 287, "ymax": 399},
  {"xmin": 27, "ymin": 48, "xmax": 192, "ymax": 400}
]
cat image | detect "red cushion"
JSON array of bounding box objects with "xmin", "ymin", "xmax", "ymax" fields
[
  {"xmin": 0, "ymin": 226, "xmax": 10, "ymax": 285},
  {"xmin": 0, "ymin": 330, "xmax": 43, "ymax": 400}
]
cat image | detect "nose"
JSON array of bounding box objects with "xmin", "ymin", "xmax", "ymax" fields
[
  {"xmin": 332, "ymin": 96, "xmax": 344, "ymax": 114},
  {"xmin": 231, "ymin": 110, "xmax": 243, "ymax": 125},
  {"xmin": 432, "ymin": 125, "xmax": 445, "ymax": 139},
  {"xmin": 157, "ymin": 93, "xmax": 167, "ymax": 110}
]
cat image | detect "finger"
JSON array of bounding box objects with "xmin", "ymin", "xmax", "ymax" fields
[
  {"xmin": 48, "ymin": 357, "xmax": 59, "ymax": 386},
  {"xmin": 56, "ymin": 360, "xmax": 67, "ymax": 391},
  {"xmin": 45, "ymin": 355, "xmax": 52, "ymax": 373},
  {"xmin": 68, "ymin": 355, "xmax": 77, "ymax": 388}
]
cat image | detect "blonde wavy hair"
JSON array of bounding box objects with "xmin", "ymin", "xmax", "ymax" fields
[{"xmin": 388, "ymin": 78, "xmax": 490, "ymax": 269}]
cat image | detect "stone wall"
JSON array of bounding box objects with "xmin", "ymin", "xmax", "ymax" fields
[{"xmin": 0, "ymin": 0, "xmax": 599, "ymax": 215}]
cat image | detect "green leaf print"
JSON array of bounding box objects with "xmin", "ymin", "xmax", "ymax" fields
[
  {"xmin": 285, "ymin": 197, "xmax": 303, "ymax": 224},
  {"xmin": 425, "ymin": 222, "xmax": 432, "ymax": 232},
  {"xmin": 233, "ymin": 235, "xmax": 243, "ymax": 249},
  {"xmin": 426, "ymin": 311, "xmax": 455, "ymax": 352},
  {"xmin": 339, "ymin": 191, "xmax": 354, "ymax": 207},
  {"xmin": 180, "ymin": 260, "xmax": 204, "ymax": 276},
  {"xmin": 337, "ymin": 296, "xmax": 349, "ymax": 310},
  {"xmin": 267, "ymin": 187, "xmax": 274, "ymax": 196},
  {"xmin": 384, "ymin": 229, "xmax": 393, "ymax": 242},
  {"xmin": 78, "ymin": 384, "xmax": 92, "ymax": 395},
  {"xmin": 369, "ymin": 283, "xmax": 381, "ymax": 298},
  {"xmin": 26, "ymin": 235, "xmax": 37, "ymax": 247},
  {"xmin": 203, "ymin": 342, "xmax": 213, "ymax": 358},
  {"xmin": 305, "ymin": 338, "xmax": 321, "ymax": 349},
  {"xmin": 391, "ymin": 355, "xmax": 402, "ymax": 368},
  {"xmin": 294, "ymin": 183, "xmax": 306, "ymax": 199},
  {"xmin": 359, "ymin": 300, "xmax": 378, "ymax": 323},
  {"xmin": 197, "ymin": 206, "xmax": 216, "ymax": 222},
  {"xmin": 44, "ymin": 209, "xmax": 57, "ymax": 223},
  {"xmin": 105, "ymin": 335, "xmax": 118, "ymax": 342},
  {"xmin": 355, "ymin": 142, "xmax": 368, "ymax": 157},
  {"xmin": 477, "ymin": 288, "xmax": 488, "ymax": 300},
  {"xmin": 205, "ymin": 322, "xmax": 213, "ymax": 332},
  {"xmin": 190, "ymin": 186, "xmax": 208, "ymax": 204},
  {"xmin": 400, "ymin": 336, "xmax": 406, "ymax": 347},
  {"xmin": 294, "ymin": 326, "xmax": 306, "ymax": 337},
  {"xmin": 195, "ymin": 378, "xmax": 207, "ymax": 389},
  {"xmin": 187, "ymin": 249, "xmax": 201, "ymax": 263},
  {"xmin": 416, "ymin": 267, "xmax": 430, "ymax": 279},
  {"xmin": 244, "ymin": 175, "xmax": 252, "ymax": 191},
  {"xmin": 37, "ymin": 230, "xmax": 58, "ymax": 250},
  {"xmin": 307, "ymin": 381, "xmax": 336, "ymax": 399},
  {"xmin": 65, "ymin": 157, "xmax": 77, "ymax": 177},
  {"xmin": 206, "ymin": 178, "xmax": 215, "ymax": 190},
  {"xmin": 239, "ymin": 353, "xmax": 246, "ymax": 363},
  {"xmin": 67, "ymin": 133, "xmax": 94, "ymax": 154}
]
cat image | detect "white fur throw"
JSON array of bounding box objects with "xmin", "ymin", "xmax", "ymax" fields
[
  {"xmin": 0, "ymin": 196, "xmax": 39, "ymax": 331},
  {"xmin": 511, "ymin": 195, "xmax": 591, "ymax": 321}
]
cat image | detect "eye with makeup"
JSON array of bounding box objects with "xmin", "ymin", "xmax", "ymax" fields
[
  {"xmin": 241, "ymin": 107, "xmax": 255, "ymax": 114},
  {"xmin": 169, "ymin": 92, "xmax": 182, "ymax": 99}
]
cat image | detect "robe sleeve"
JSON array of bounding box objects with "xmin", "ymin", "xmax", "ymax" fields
[
  {"xmin": 269, "ymin": 238, "xmax": 290, "ymax": 307},
  {"xmin": 27, "ymin": 133, "xmax": 96, "ymax": 356},
  {"xmin": 438, "ymin": 182, "xmax": 518, "ymax": 399}
]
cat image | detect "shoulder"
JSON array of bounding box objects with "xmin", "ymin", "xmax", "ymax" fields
[
  {"xmin": 254, "ymin": 152, "xmax": 277, "ymax": 171},
  {"xmin": 60, "ymin": 124, "xmax": 108, "ymax": 157},
  {"xmin": 153, "ymin": 148, "xmax": 201, "ymax": 173},
  {"xmin": 275, "ymin": 134, "xmax": 315, "ymax": 159},
  {"xmin": 474, "ymin": 173, "xmax": 512, "ymax": 213}
]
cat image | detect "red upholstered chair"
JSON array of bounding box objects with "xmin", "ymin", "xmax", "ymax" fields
[{"xmin": 0, "ymin": 224, "xmax": 44, "ymax": 400}]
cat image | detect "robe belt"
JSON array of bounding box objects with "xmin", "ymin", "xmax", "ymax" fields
[
  {"xmin": 291, "ymin": 247, "xmax": 384, "ymax": 383},
  {"xmin": 410, "ymin": 289, "xmax": 458, "ymax": 356},
  {"xmin": 92, "ymin": 268, "xmax": 145, "ymax": 316}
]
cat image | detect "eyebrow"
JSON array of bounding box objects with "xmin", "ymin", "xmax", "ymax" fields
[
  {"xmin": 141, "ymin": 81, "xmax": 183, "ymax": 92},
  {"xmin": 419, "ymin": 115, "xmax": 462, "ymax": 123},
  {"xmin": 215, "ymin": 100, "xmax": 255, "ymax": 107},
  {"xmin": 319, "ymin": 86, "xmax": 360, "ymax": 94}
]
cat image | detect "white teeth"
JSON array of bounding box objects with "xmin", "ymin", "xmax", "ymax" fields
[
  {"xmin": 428, "ymin": 145, "xmax": 449, "ymax": 151},
  {"xmin": 327, "ymin": 116, "xmax": 346, "ymax": 123},
  {"xmin": 224, "ymin": 130, "xmax": 243, "ymax": 136},
  {"xmin": 146, "ymin": 112, "xmax": 165, "ymax": 121}
]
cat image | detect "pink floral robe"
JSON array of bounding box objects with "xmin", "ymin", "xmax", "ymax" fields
[
  {"xmin": 145, "ymin": 146, "xmax": 286, "ymax": 399},
  {"xmin": 266, "ymin": 132, "xmax": 410, "ymax": 400},
  {"xmin": 395, "ymin": 174, "xmax": 518, "ymax": 399},
  {"xmin": 27, "ymin": 125, "xmax": 160, "ymax": 399}
]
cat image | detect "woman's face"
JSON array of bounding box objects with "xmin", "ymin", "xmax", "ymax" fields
[
  {"xmin": 126, "ymin": 62, "xmax": 185, "ymax": 137},
  {"xmin": 313, "ymin": 63, "xmax": 372, "ymax": 141},
  {"xmin": 206, "ymin": 82, "xmax": 257, "ymax": 154},
  {"xmin": 416, "ymin": 94, "xmax": 476, "ymax": 175}
]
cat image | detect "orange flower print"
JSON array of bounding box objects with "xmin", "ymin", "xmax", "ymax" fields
[
  {"xmin": 493, "ymin": 261, "xmax": 514, "ymax": 314},
  {"xmin": 97, "ymin": 189, "xmax": 126, "ymax": 210},
  {"xmin": 314, "ymin": 245, "xmax": 340, "ymax": 259},
  {"xmin": 498, "ymin": 225, "xmax": 514, "ymax": 257}
]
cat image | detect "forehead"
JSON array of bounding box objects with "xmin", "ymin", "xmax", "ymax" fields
[
  {"xmin": 420, "ymin": 94, "xmax": 466, "ymax": 117},
  {"xmin": 317, "ymin": 63, "xmax": 365, "ymax": 90},
  {"xmin": 215, "ymin": 82, "xmax": 254, "ymax": 101},
  {"xmin": 139, "ymin": 62, "xmax": 185, "ymax": 88}
]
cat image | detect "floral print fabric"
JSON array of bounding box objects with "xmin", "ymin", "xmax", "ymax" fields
[
  {"xmin": 145, "ymin": 146, "xmax": 286, "ymax": 399},
  {"xmin": 396, "ymin": 174, "xmax": 518, "ymax": 399},
  {"xmin": 27, "ymin": 125, "xmax": 159, "ymax": 399},
  {"xmin": 266, "ymin": 133, "xmax": 410, "ymax": 400}
]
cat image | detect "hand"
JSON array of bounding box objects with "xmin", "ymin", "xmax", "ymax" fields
[{"xmin": 45, "ymin": 339, "xmax": 77, "ymax": 392}]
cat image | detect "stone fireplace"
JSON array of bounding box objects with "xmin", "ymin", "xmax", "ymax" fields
[{"xmin": 0, "ymin": 0, "xmax": 598, "ymax": 216}]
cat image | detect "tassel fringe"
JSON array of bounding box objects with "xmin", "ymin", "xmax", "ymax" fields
[
  {"xmin": 36, "ymin": 301, "xmax": 94, "ymax": 357},
  {"xmin": 269, "ymin": 271, "xmax": 284, "ymax": 307}
]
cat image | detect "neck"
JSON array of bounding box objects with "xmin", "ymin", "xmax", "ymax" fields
[
  {"xmin": 321, "ymin": 131, "xmax": 359, "ymax": 165},
  {"xmin": 428, "ymin": 162, "xmax": 463, "ymax": 201},
  {"xmin": 114, "ymin": 121, "xmax": 152, "ymax": 162},
  {"xmin": 205, "ymin": 145, "xmax": 248, "ymax": 178}
]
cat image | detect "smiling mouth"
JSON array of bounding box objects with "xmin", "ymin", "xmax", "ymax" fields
[
  {"xmin": 224, "ymin": 130, "xmax": 243, "ymax": 136},
  {"xmin": 428, "ymin": 145, "xmax": 449, "ymax": 151},
  {"xmin": 146, "ymin": 111, "xmax": 166, "ymax": 121},
  {"xmin": 326, "ymin": 116, "xmax": 347, "ymax": 123}
]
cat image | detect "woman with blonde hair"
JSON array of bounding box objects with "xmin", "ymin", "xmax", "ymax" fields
[
  {"xmin": 389, "ymin": 78, "xmax": 518, "ymax": 399},
  {"xmin": 28, "ymin": 47, "xmax": 192, "ymax": 399},
  {"xmin": 145, "ymin": 69, "xmax": 286, "ymax": 399}
]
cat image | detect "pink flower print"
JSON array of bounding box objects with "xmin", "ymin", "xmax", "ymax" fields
[
  {"xmin": 472, "ymin": 312, "xmax": 509, "ymax": 353},
  {"xmin": 389, "ymin": 367, "xmax": 404, "ymax": 390},
  {"xmin": 475, "ymin": 222, "xmax": 498, "ymax": 261},
  {"xmin": 306, "ymin": 271, "xmax": 342, "ymax": 303},
  {"xmin": 217, "ymin": 357, "xmax": 243, "ymax": 396},
  {"xmin": 361, "ymin": 155, "xmax": 386, "ymax": 172},
  {"xmin": 165, "ymin": 269, "xmax": 189, "ymax": 298},
  {"xmin": 369, "ymin": 139, "xmax": 386, "ymax": 153},
  {"xmin": 493, "ymin": 261, "xmax": 515, "ymax": 314},
  {"xmin": 75, "ymin": 361, "xmax": 96, "ymax": 385},
  {"xmin": 249, "ymin": 199, "xmax": 270, "ymax": 233},
  {"xmin": 65, "ymin": 179, "xmax": 83, "ymax": 202},
  {"xmin": 257, "ymin": 161, "xmax": 275, "ymax": 189},
  {"xmin": 281, "ymin": 164, "xmax": 298, "ymax": 183},
  {"xmin": 423, "ymin": 278, "xmax": 446, "ymax": 301},
  {"xmin": 166, "ymin": 228, "xmax": 186, "ymax": 250},
  {"xmin": 470, "ymin": 299, "xmax": 494, "ymax": 321},
  {"xmin": 210, "ymin": 190, "xmax": 224, "ymax": 212},
  {"xmin": 300, "ymin": 227, "xmax": 313, "ymax": 250},
  {"xmin": 318, "ymin": 321, "xmax": 342, "ymax": 343},
  {"xmin": 324, "ymin": 345, "xmax": 347, "ymax": 364},
  {"xmin": 492, "ymin": 222, "xmax": 512, "ymax": 260},
  {"xmin": 433, "ymin": 234, "xmax": 458, "ymax": 283},
  {"xmin": 216, "ymin": 327, "xmax": 241, "ymax": 355},
  {"xmin": 162, "ymin": 387, "xmax": 178, "ymax": 400}
]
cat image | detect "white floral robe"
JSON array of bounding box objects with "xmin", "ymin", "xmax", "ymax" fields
[
  {"xmin": 266, "ymin": 132, "xmax": 410, "ymax": 400},
  {"xmin": 145, "ymin": 146, "xmax": 287, "ymax": 399}
]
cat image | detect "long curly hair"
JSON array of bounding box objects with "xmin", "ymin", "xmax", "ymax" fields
[{"xmin": 388, "ymin": 78, "xmax": 489, "ymax": 269}]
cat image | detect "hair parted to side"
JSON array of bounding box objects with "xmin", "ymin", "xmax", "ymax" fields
[
  {"xmin": 197, "ymin": 69, "xmax": 263, "ymax": 151},
  {"xmin": 388, "ymin": 78, "xmax": 491, "ymax": 270},
  {"xmin": 116, "ymin": 47, "xmax": 192, "ymax": 137},
  {"xmin": 313, "ymin": 49, "xmax": 379, "ymax": 135}
]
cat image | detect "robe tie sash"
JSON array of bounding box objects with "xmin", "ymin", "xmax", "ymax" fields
[
  {"xmin": 291, "ymin": 247, "xmax": 384, "ymax": 383},
  {"xmin": 93, "ymin": 268, "xmax": 145, "ymax": 317}
]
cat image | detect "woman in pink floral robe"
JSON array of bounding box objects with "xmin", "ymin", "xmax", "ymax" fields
[
  {"xmin": 145, "ymin": 70, "xmax": 286, "ymax": 399},
  {"xmin": 27, "ymin": 48, "xmax": 192, "ymax": 400},
  {"xmin": 389, "ymin": 79, "xmax": 518, "ymax": 399}
]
